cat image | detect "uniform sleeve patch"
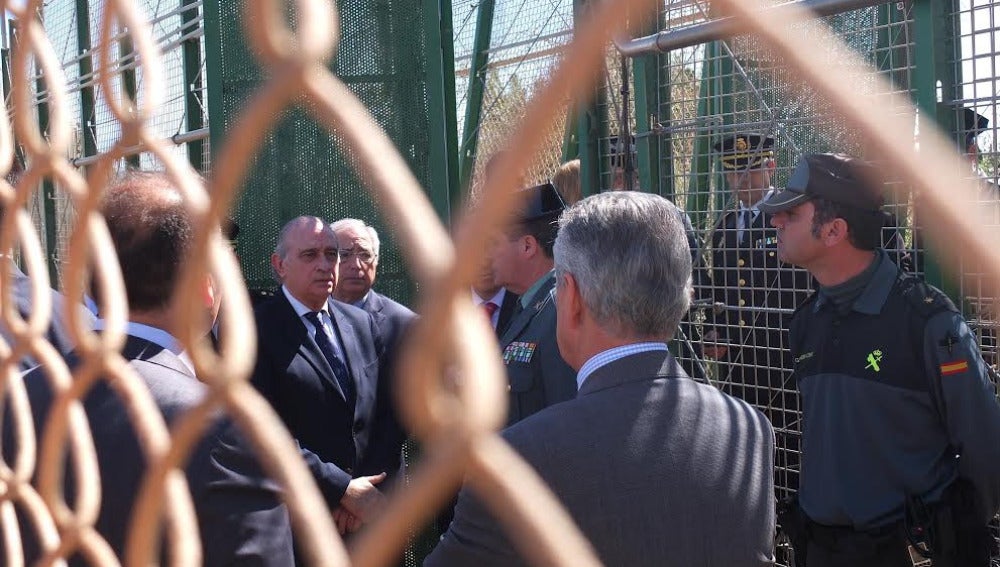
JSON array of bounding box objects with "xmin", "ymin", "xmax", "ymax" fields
[{"xmin": 940, "ymin": 360, "xmax": 969, "ymax": 376}]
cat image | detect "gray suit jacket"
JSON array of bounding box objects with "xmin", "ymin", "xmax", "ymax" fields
[
  {"xmin": 8, "ymin": 335, "xmax": 294, "ymax": 566},
  {"xmin": 362, "ymin": 291, "xmax": 415, "ymax": 352},
  {"xmin": 5, "ymin": 263, "xmax": 93, "ymax": 371},
  {"xmin": 497, "ymin": 273, "xmax": 576, "ymax": 425},
  {"xmin": 426, "ymin": 350, "xmax": 776, "ymax": 567}
]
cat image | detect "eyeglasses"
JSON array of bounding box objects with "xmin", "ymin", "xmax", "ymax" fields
[{"xmin": 338, "ymin": 249, "xmax": 377, "ymax": 265}]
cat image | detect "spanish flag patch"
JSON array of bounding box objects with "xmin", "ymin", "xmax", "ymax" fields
[{"xmin": 940, "ymin": 360, "xmax": 969, "ymax": 376}]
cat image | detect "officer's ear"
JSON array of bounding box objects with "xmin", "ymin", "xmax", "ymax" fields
[
  {"xmin": 821, "ymin": 217, "xmax": 850, "ymax": 246},
  {"xmin": 521, "ymin": 234, "xmax": 540, "ymax": 258}
]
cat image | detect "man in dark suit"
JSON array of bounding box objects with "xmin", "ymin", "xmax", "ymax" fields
[
  {"xmin": 427, "ymin": 191, "xmax": 776, "ymax": 567},
  {"xmin": 330, "ymin": 218, "xmax": 415, "ymax": 349},
  {"xmin": 7, "ymin": 171, "xmax": 294, "ymax": 565},
  {"xmin": 252, "ymin": 216, "xmax": 401, "ymax": 535},
  {"xmin": 491, "ymin": 182, "xmax": 576, "ymax": 426}
]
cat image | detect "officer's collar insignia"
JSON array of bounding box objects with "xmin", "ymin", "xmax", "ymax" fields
[
  {"xmin": 924, "ymin": 297, "xmax": 934, "ymax": 304},
  {"xmin": 794, "ymin": 351, "xmax": 813, "ymax": 364}
]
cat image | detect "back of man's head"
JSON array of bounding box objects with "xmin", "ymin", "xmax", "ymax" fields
[
  {"xmin": 101, "ymin": 171, "xmax": 192, "ymax": 312},
  {"xmin": 554, "ymin": 192, "xmax": 692, "ymax": 339}
]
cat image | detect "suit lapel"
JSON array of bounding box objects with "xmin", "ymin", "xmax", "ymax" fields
[
  {"xmin": 364, "ymin": 292, "xmax": 388, "ymax": 329},
  {"xmin": 500, "ymin": 274, "xmax": 555, "ymax": 346},
  {"xmin": 276, "ymin": 292, "xmax": 348, "ymax": 402},
  {"xmin": 495, "ymin": 290, "xmax": 519, "ymax": 337},
  {"xmin": 122, "ymin": 335, "xmax": 196, "ymax": 378},
  {"xmin": 327, "ymin": 299, "xmax": 361, "ymax": 404}
]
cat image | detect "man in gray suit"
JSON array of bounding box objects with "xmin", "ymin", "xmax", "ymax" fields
[
  {"xmin": 492, "ymin": 182, "xmax": 576, "ymax": 425},
  {"xmin": 426, "ymin": 191, "xmax": 776, "ymax": 567}
]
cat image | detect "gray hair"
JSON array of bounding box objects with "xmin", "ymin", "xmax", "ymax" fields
[
  {"xmin": 553, "ymin": 192, "xmax": 692, "ymax": 339},
  {"xmin": 272, "ymin": 215, "xmax": 336, "ymax": 282},
  {"xmin": 330, "ymin": 218, "xmax": 380, "ymax": 256}
]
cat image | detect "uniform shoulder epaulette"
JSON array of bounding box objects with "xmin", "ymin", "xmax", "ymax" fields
[{"xmin": 897, "ymin": 272, "xmax": 958, "ymax": 319}]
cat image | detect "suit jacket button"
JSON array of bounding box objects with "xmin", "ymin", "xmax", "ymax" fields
[
  {"xmin": 737, "ymin": 258, "xmax": 745, "ymax": 267},
  {"xmin": 507, "ymin": 384, "xmax": 512, "ymax": 392},
  {"xmin": 738, "ymin": 278, "xmax": 746, "ymax": 286},
  {"xmin": 738, "ymin": 299, "xmax": 746, "ymax": 306},
  {"xmin": 345, "ymin": 467, "xmax": 353, "ymax": 475}
]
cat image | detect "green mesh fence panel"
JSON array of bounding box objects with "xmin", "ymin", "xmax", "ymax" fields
[
  {"xmin": 454, "ymin": 0, "xmax": 574, "ymax": 193},
  {"xmin": 212, "ymin": 0, "xmax": 432, "ymax": 307}
]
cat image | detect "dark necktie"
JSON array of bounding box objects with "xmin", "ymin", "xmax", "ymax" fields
[
  {"xmin": 304, "ymin": 311, "xmax": 355, "ymax": 407},
  {"xmin": 482, "ymin": 301, "xmax": 499, "ymax": 326}
]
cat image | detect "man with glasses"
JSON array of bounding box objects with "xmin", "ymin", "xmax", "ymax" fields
[{"xmin": 331, "ymin": 218, "xmax": 416, "ymax": 351}]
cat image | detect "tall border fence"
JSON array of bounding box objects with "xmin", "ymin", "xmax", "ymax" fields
[{"xmin": 6, "ymin": 0, "xmax": 1000, "ymax": 565}]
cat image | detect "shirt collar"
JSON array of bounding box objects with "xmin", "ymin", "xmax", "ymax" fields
[
  {"xmin": 744, "ymin": 188, "xmax": 774, "ymax": 212},
  {"xmin": 352, "ymin": 290, "xmax": 372, "ymax": 309},
  {"xmin": 576, "ymin": 342, "xmax": 669, "ymax": 390},
  {"xmin": 519, "ymin": 270, "xmax": 554, "ymax": 309},
  {"xmin": 93, "ymin": 319, "xmax": 195, "ymax": 374},
  {"xmin": 815, "ymin": 249, "xmax": 896, "ymax": 315},
  {"xmin": 473, "ymin": 287, "xmax": 506, "ymax": 306},
  {"xmin": 282, "ymin": 285, "xmax": 329, "ymax": 318}
]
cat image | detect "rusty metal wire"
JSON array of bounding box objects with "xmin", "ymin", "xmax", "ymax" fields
[{"xmin": 2, "ymin": 0, "xmax": 998, "ymax": 566}]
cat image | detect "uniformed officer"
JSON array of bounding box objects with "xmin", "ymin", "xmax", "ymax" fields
[
  {"xmin": 695, "ymin": 133, "xmax": 811, "ymax": 493},
  {"xmin": 763, "ymin": 153, "xmax": 1000, "ymax": 567},
  {"xmin": 491, "ymin": 182, "xmax": 576, "ymax": 425}
]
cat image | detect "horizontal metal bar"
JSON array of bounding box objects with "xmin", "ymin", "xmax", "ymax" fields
[
  {"xmin": 614, "ymin": 0, "xmax": 889, "ymax": 56},
  {"xmin": 69, "ymin": 126, "xmax": 209, "ymax": 167}
]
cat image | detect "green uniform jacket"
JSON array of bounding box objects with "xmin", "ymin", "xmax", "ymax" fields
[{"xmin": 498, "ymin": 273, "xmax": 577, "ymax": 426}]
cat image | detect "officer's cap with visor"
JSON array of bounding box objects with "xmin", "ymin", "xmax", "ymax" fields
[
  {"xmin": 514, "ymin": 181, "xmax": 566, "ymax": 223},
  {"xmin": 963, "ymin": 107, "xmax": 989, "ymax": 148},
  {"xmin": 758, "ymin": 153, "xmax": 883, "ymax": 215},
  {"xmin": 712, "ymin": 134, "xmax": 775, "ymax": 171}
]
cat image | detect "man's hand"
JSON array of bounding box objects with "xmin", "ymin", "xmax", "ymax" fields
[
  {"xmin": 339, "ymin": 473, "xmax": 387, "ymax": 523},
  {"xmin": 701, "ymin": 330, "xmax": 729, "ymax": 360},
  {"xmin": 333, "ymin": 507, "xmax": 362, "ymax": 535}
]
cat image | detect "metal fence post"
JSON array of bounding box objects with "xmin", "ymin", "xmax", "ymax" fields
[
  {"xmin": 457, "ymin": 0, "xmax": 496, "ymax": 197},
  {"xmin": 423, "ymin": 0, "xmax": 459, "ymax": 221},
  {"xmin": 574, "ymin": 0, "xmax": 606, "ymax": 199},
  {"xmin": 912, "ymin": 0, "xmax": 958, "ymax": 293},
  {"xmin": 181, "ymin": 0, "xmax": 205, "ymax": 172},
  {"xmin": 632, "ymin": 8, "xmax": 666, "ymax": 197}
]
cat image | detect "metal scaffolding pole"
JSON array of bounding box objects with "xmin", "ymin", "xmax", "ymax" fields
[{"xmin": 614, "ymin": 0, "xmax": 888, "ymax": 57}]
